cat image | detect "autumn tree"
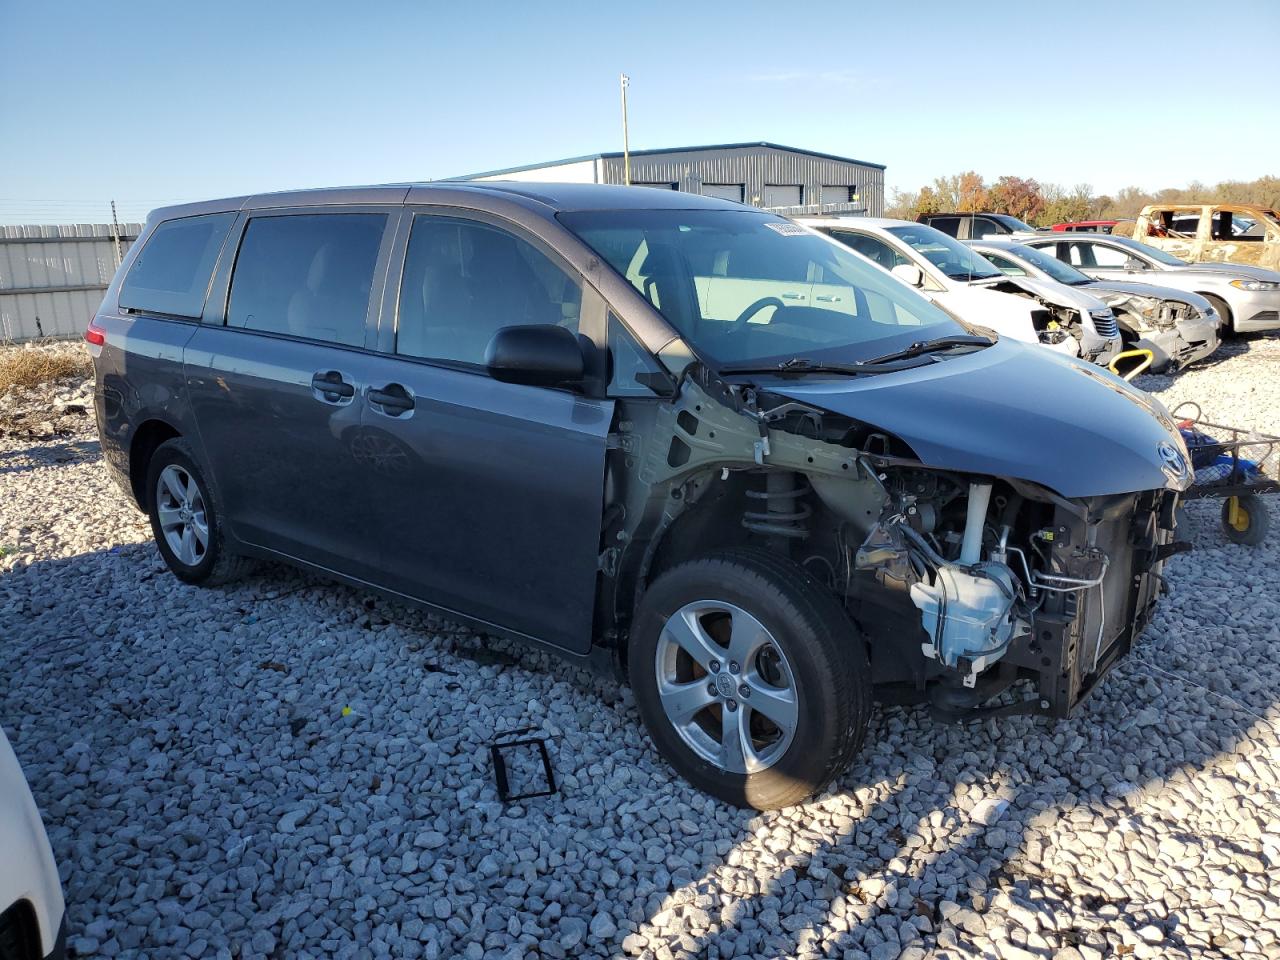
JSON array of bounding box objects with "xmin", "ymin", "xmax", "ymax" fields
[
  {"xmin": 930, "ymin": 171, "xmax": 988, "ymax": 211},
  {"xmin": 985, "ymin": 176, "xmax": 1046, "ymax": 223}
]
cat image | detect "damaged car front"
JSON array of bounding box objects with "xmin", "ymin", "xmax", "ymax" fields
[
  {"xmin": 801, "ymin": 217, "xmax": 1121, "ymax": 364},
  {"xmin": 969, "ymin": 239, "xmax": 1220, "ymax": 371},
  {"xmin": 562, "ymin": 203, "xmax": 1191, "ymax": 807}
]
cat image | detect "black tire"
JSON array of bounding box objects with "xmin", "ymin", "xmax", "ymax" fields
[
  {"xmin": 146, "ymin": 438, "xmax": 253, "ymax": 585},
  {"xmin": 1221, "ymin": 494, "xmax": 1269, "ymax": 546},
  {"xmin": 629, "ymin": 548, "xmax": 871, "ymax": 810}
]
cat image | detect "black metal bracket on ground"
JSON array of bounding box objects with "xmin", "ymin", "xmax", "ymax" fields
[{"xmin": 490, "ymin": 727, "xmax": 558, "ymax": 803}]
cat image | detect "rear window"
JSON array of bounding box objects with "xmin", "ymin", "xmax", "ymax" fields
[
  {"xmin": 119, "ymin": 213, "xmax": 235, "ymax": 318},
  {"xmin": 227, "ymin": 213, "xmax": 385, "ymax": 347}
]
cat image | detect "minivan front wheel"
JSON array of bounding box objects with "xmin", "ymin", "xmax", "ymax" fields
[
  {"xmin": 630, "ymin": 550, "xmax": 871, "ymax": 809},
  {"xmin": 146, "ymin": 439, "xmax": 251, "ymax": 586}
]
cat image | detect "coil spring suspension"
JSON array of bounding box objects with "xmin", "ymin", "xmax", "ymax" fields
[{"xmin": 743, "ymin": 471, "xmax": 811, "ymax": 540}]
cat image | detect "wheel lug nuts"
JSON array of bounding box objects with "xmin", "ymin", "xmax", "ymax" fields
[
  {"xmin": 708, "ymin": 660, "xmax": 720, "ymax": 673},
  {"xmin": 726, "ymin": 699, "xmax": 738, "ymax": 712},
  {"xmin": 729, "ymin": 661, "xmax": 740, "ymax": 673},
  {"xmin": 707, "ymin": 683, "xmax": 718, "ymax": 697},
  {"xmin": 739, "ymin": 684, "xmax": 750, "ymax": 698}
]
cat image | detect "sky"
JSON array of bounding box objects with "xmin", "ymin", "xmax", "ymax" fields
[{"xmin": 2, "ymin": 0, "xmax": 1278, "ymax": 224}]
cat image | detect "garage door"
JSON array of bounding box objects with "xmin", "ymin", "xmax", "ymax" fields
[
  {"xmin": 703, "ymin": 184, "xmax": 743, "ymax": 202},
  {"xmin": 633, "ymin": 182, "xmax": 675, "ymax": 190},
  {"xmin": 821, "ymin": 186, "xmax": 853, "ymax": 205},
  {"xmin": 763, "ymin": 185, "xmax": 802, "ymax": 208}
]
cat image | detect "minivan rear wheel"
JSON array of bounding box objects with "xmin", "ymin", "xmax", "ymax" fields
[
  {"xmin": 629, "ymin": 549, "xmax": 871, "ymax": 809},
  {"xmin": 146, "ymin": 438, "xmax": 251, "ymax": 586}
]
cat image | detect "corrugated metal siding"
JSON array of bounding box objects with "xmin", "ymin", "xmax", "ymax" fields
[
  {"xmin": 598, "ymin": 146, "xmax": 885, "ymax": 215},
  {"xmin": 0, "ymin": 223, "xmax": 140, "ymax": 341}
]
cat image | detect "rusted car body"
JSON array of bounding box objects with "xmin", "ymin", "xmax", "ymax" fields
[{"xmin": 1119, "ymin": 204, "xmax": 1280, "ymax": 270}]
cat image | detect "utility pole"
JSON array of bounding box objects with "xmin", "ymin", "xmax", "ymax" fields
[
  {"xmin": 110, "ymin": 200, "xmax": 122, "ymax": 268},
  {"xmin": 619, "ymin": 73, "xmax": 631, "ymax": 186}
]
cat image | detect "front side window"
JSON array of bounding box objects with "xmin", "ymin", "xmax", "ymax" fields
[
  {"xmin": 396, "ymin": 216, "xmax": 582, "ymax": 366},
  {"xmin": 981, "ymin": 251, "xmax": 1026, "ymax": 276},
  {"xmin": 1088, "ymin": 242, "xmax": 1140, "ymax": 268},
  {"xmin": 969, "ymin": 217, "xmax": 1003, "ymax": 239},
  {"xmin": 119, "ymin": 213, "xmax": 235, "ymax": 318},
  {"xmin": 227, "ymin": 213, "xmax": 385, "ymax": 347},
  {"xmin": 884, "ymin": 224, "xmax": 1004, "ymax": 281},
  {"xmin": 561, "ymin": 209, "xmax": 964, "ymax": 368},
  {"xmin": 828, "ymin": 230, "xmax": 912, "ymax": 272}
]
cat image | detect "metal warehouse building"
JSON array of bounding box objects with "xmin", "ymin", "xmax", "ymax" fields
[
  {"xmin": 456, "ymin": 142, "xmax": 885, "ymax": 217},
  {"xmin": 1, "ymin": 223, "xmax": 140, "ymax": 341}
]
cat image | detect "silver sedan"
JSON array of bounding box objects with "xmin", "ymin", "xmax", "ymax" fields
[
  {"xmin": 968, "ymin": 239, "xmax": 1220, "ymax": 371},
  {"xmin": 1022, "ymin": 233, "xmax": 1280, "ymax": 335}
]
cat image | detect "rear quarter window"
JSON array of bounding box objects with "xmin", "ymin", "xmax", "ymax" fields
[{"xmin": 118, "ymin": 213, "xmax": 236, "ymax": 318}]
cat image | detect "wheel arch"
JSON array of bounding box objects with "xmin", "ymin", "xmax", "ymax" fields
[
  {"xmin": 1196, "ymin": 291, "xmax": 1232, "ymax": 330},
  {"xmin": 128, "ymin": 418, "xmax": 182, "ymax": 510}
]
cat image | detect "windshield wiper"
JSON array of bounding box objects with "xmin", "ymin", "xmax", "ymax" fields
[
  {"xmin": 719, "ymin": 357, "xmax": 875, "ymax": 378},
  {"xmin": 720, "ymin": 335, "xmax": 994, "ymax": 378},
  {"xmin": 857, "ymin": 334, "xmax": 994, "ymax": 366}
]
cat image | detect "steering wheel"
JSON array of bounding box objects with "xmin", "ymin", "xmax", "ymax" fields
[{"xmin": 735, "ymin": 297, "xmax": 786, "ymax": 325}]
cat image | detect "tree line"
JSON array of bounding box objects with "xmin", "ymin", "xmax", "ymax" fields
[{"xmin": 884, "ymin": 173, "xmax": 1280, "ymax": 226}]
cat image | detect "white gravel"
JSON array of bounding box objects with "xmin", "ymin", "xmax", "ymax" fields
[{"xmin": 2, "ymin": 336, "xmax": 1279, "ymax": 960}]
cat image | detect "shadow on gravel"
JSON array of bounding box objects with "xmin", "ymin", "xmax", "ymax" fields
[
  {"xmin": 2, "ymin": 502, "xmax": 1276, "ymax": 959},
  {"xmin": 626, "ymin": 500, "xmax": 1280, "ymax": 958},
  {"xmin": 0, "ymin": 437, "xmax": 101, "ymax": 475}
]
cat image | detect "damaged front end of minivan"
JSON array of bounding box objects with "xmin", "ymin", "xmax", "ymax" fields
[{"xmin": 603, "ymin": 349, "xmax": 1192, "ymax": 721}]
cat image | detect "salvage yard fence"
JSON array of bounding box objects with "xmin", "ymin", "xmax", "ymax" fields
[{"xmin": 0, "ymin": 223, "xmax": 142, "ymax": 342}]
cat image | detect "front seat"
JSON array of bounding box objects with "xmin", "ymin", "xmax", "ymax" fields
[{"xmin": 287, "ymin": 243, "xmax": 345, "ymax": 342}]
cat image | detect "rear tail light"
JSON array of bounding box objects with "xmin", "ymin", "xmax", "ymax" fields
[{"xmin": 85, "ymin": 318, "xmax": 106, "ymax": 346}]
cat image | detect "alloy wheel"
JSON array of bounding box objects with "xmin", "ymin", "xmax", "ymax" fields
[
  {"xmin": 654, "ymin": 600, "xmax": 798, "ymax": 775},
  {"xmin": 155, "ymin": 464, "xmax": 209, "ymax": 566}
]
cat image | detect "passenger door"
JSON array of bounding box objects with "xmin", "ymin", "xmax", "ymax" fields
[
  {"xmin": 184, "ymin": 208, "xmax": 396, "ymax": 578},
  {"xmin": 356, "ymin": 211, "xmax": 613, "ymax": 654}
]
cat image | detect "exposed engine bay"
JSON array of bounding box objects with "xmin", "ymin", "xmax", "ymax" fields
[
  {"xmin": 979, "ymin": 278, "xmax": 1088, "ymax": 350},
  {"xmin": 605, "ymin": 364, "xmax": 1186, "ymax": 720},
  {"xmin": 1105, "ymin": 292, "xmax": 1197, "ymax": 334}
]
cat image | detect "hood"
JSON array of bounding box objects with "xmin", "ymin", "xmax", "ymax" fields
[
  {"xmin": 766, "ymin": 339, "xmax": 1189, "ymax": 499},
  {"xmin": 1165, "ymin": 262, "xmax": 1280, "ymax": 282},
  {"xmin": 1082, "ymin": 279, "xmax": 1213, "ymax": 308},
  {"xmin": 1084, "ymin": 280, "xmax": 1215, "ymax": 318},
  {"xmin": 975, "ymin": 274, "xmax": 1107, "ymax": 312},
  {"xmin": 930, "ymin": 285, "xmax": 1038, "ymax": 343}
]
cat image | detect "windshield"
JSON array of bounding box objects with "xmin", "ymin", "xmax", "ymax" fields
[
  {"xmin": 884, "ymin": 224, "xmax": 1004, "ymax": 281},
  {"xmin": 1000, "ymin": 243, "xmax": 1093, "ymax": 285},
  {"xmin": 992, "ymin": 214, "xmax": 1037, "ymax": 233},
  {"xmin": 560, "ymin": 210, "xmax": 966, "ymax": 368},
  {"xmin": 1113, "ymin": 235, "xmax": 1188, "ymax": 266}
]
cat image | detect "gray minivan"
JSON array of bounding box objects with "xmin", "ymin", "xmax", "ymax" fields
[{"xmin": 89, "ymin": 183, "xmax": 1190, "ymax": 809}]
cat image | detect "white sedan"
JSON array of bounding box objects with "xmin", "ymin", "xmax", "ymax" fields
[{"xmin": 798, "ymin": 217, "xmax": 1122, "ymax": 364}]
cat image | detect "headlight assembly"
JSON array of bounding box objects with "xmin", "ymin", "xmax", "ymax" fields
[{"xmin": 1230, "ymin": 278, "xmax": 1280, "ymax": 292}]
